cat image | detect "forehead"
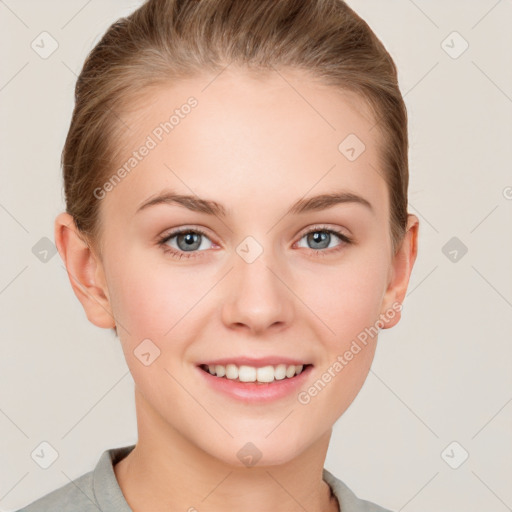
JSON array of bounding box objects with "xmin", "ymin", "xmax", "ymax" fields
[{"xmin": 102, "ymin": 68, "xmax": 387, "ymax": 221}]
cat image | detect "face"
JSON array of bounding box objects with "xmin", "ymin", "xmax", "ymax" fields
[{"xmin": 82, "ymin": 68, "xmax": 409, "ymax": 467}]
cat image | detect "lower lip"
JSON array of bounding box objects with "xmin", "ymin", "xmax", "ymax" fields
[{"xmin": 196, "ymin": 365, "xmax": 314, "ymax": 403}]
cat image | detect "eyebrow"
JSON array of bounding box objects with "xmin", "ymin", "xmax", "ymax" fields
[{"xmin": 136, "ymin": 189, "xmax": 374, "ymax": 217}]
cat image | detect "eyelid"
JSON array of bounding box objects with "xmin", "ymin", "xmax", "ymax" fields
[
  {"xmin": 295, "ymin": 223, "xmax": 353, "ymax": 243},
  {"xmin": 157, "ymin": 225, "xmax": 215, "ymax": 244},
  {"xmin": 156, "ymin": 225, "xmax": 217, "ymax": 261}
]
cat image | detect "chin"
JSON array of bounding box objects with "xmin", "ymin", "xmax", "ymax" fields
[{"xmin": 204, "ymin": 436, "xmax": 305, "ymax": 470}]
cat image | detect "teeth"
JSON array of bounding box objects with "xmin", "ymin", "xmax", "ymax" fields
[{"xmin": 205, "ymin": 363, "xmax": 305, "ymax": 383}]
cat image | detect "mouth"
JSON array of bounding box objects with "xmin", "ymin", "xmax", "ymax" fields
[{"xmin": 198, "ymin": 363, "xmax": 314, "ymax": 384}]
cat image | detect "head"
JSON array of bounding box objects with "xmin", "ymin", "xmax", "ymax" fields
[{"xmin": 56, "ymin": 0, "xmax": 418, "ymax": 467}]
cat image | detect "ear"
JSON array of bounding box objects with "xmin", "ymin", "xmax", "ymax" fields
[
  {"xmin": 379, "ymin": 214, "xmax": 419, "ymax": 329},
  {"xmin": 54, "ymin": 212, "xmax": 116, "ymax": 329}
]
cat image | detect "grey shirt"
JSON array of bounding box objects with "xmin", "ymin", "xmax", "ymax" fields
[{"xmin": 16, "ymin": 444, "xmax": 393, "ymax": 512}]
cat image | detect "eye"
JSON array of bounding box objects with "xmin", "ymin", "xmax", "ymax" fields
[
  {"xmin": 157, "ymin": 227, "xmax": 214, "ymax": 260},
  {"xmin": 295, "ymin": 225, "xmax": 353, "ymax": 256},
  {"xmin": 157, "ymin": 224, "xmax": 353, "ymax": 260}
]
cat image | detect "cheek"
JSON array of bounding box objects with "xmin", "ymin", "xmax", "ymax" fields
[
  {"xmin": 296, "ymin": 253, "xmax": 388, "ymax": 422},
  {"xmin": 304, "ymin": 249, "xmax": 389, "ymax": 344},
  {"xmin": 105, "ymin": 259, "xmax": 198, "ymax": 389},
  {"xmin": 105, "ymin": 251, "xmax": 217, "ymax": 343}
]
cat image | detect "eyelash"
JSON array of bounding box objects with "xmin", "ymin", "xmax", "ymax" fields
[{"xmin": 156, "ymin": 225, "xmax": 354, "ymax": 260}]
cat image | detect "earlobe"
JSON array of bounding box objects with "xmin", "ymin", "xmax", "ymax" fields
[
  {"xmin": 54, "ymin": 212, "xmax": 116, "ymax": 329},
  {"xmin": 379, "ymin": 214, "xmax": 420, "ymax": 329}
]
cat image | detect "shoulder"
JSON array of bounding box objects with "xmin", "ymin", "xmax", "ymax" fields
[
  {"xmin": 323, "ymin": 468, "xmax": 395, "ymax": 512},
  {"xmin": 14, "ymin": 444, "xmax": 135, "ymax": 512},
  {"xmin": 14, "ymin": 470, "xmax": 96, "ymax": 512}
]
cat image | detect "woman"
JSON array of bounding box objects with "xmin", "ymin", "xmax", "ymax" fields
[{"xmin": 18, "ymin": 0, "xmax": 419, "ymax": 510}]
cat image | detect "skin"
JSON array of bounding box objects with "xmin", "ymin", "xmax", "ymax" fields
[{"xmin": 55, "ymin": 68, "xmax": 419, "ymax": 512}]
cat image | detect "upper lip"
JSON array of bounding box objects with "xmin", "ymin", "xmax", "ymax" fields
[{"xmin": 197, "ymin": 357, "xmax": 312, "ymax": 368}]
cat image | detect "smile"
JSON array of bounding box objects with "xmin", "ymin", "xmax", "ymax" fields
[
  {"xmin": 199, "ymin": 363, "xmax": 312, "ymax": 383},
  {"xmin": 196, "ymin": 362, "xmax": 314, "ymax": 402}
]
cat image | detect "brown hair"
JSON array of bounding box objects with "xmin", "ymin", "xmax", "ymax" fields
[{"xmin": 62, "ymin": 0, "xmax": 409, "ymax": 255}]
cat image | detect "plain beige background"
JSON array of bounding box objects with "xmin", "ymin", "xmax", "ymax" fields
[{"xmin": 1, "ymin": 1, "xmax": 511, "ymax": 511}]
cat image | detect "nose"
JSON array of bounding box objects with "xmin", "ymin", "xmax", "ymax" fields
[{"xmin": 221, "ymin": 252, "xmax": 295, "ymax": 335}]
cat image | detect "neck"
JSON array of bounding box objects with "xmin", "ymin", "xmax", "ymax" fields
[{"xmin": 114, "ymin": 387, "xmax": 339, "ymax": 512}]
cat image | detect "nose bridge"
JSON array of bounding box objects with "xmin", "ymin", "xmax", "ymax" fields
[{"xmin": 221, "ymin": 239, "xmax": 294, "ymax": 334}]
